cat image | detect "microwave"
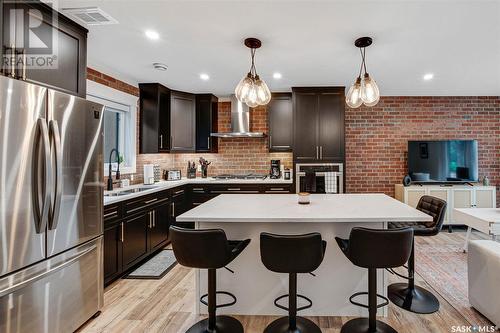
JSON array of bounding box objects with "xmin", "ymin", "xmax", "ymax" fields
[{"xmin": 295, "ymin": 163, "xmax": 344, "ymax": 194}]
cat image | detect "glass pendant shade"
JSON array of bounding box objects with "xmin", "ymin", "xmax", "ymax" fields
[
  {"xmin": 254, "ymin": 76, "xmax": 271, "ymax": 105},
  {"xmin": 235, "ymin": 73, "xmax": 253, "ymax": 102},
  {"xmin": 346, "ymin": 77, "xmax": 363, "ymax": 108},
  {"xmin": 245, "ymin": 86, "xmax": 259, "ymax": 107},
  {"xmin": 361, "ymin": 73, "xmax": 380, "ymax": 107}
]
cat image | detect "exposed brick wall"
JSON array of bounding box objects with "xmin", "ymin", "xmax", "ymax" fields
[
  {"xmin": 87, "ymin": 67, "xmax": 139, "ymax": 97},
  {"xmin": 345, "ymin": 96, "xmax": 500, "ymax": 205},
  {"xmin": 88, "ymin": 69, "xmax": 499, "ymax": 204},
  {"xmin": 87, "ymin": 68, "xmax": 292, "ymax": 183}
]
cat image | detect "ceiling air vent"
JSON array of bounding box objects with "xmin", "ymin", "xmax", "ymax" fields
[{"xmin": 62, "ymin": 7, "xmax": 118, "ymax": 26}]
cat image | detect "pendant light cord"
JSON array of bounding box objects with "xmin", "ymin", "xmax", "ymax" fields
[
  {"xmin": 359, "ymin": 47, "xmax": 367, "ymax": 75},
  {"xmin": 249, "ymin": 48, "xmax": 257, "ymax": 77}
]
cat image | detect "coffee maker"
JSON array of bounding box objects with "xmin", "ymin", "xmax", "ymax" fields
[{"xmin": 270, "ymin": 160, "xmax": 281, "ymax": 179}]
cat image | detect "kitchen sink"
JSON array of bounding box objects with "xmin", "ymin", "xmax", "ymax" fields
[{"xmin": 104, "ymin": 186, "xmax": 156, "ymax": 197}]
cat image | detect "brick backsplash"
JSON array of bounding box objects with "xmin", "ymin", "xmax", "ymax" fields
[
  {"xmin": 89, "ymin": 69, "xmax": 499, "ymax": 205},
  {"xmin": 88, "ymin": 68, "xmax": 293, "ymax": 183}
]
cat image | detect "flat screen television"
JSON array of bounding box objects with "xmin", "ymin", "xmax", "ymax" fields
[{"xmin": 407, "ymin": 140, "xmax": 478, "ymax": 183}]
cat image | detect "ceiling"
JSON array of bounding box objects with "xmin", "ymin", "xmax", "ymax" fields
[{"xmin": 58, "ymin": 0, "xmax": 500, "ymax": 96}]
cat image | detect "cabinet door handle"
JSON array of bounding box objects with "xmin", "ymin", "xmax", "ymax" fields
[
  {"xmin": 153, "ymin": 212, "xmax": 156, "ymax": 227},
  {"xmin": 227, "ymin": 188, "xmax": 241, "ymax": 191},
  {"xmin": 269, "ymin": 187, "xmax": 285, "ymax": 191},
  {"xmin": 171, "ymin": 202, "xmax": 175, "ymax": 217},
  {"xmin": 269, "ymin": 135, "xmax": 272, "ymax": 148},
  {"xmin": 320, "ymin": 146, "xmax": 323, "ymax": 159},
  {"xmin": 144, "ymin": 198, "xmax": 158, "ymax": 204},
  {"xmin": 160, "ymin": 135, "xmax": 163, "ymax": 149},
  {"xmin": 174, "ymin": 189, "xmax": 184, "ymax": 195},
  {"xmin": 208, "ymin": 136, "xmax": 210, "ymax": 150},
  {"xmin": 170, "ymin": 136, "xmax": 173, "ymax": 150},
  {"xmin": 104, "ymin": 211, "xmax": 118, "ymax": 219},
  {"xmin": 120, "ymin": 223, "xmax": 124, "ymax": 242},
  {"xmin": 316, "ymin": 146, "xmax": 319, "ymax": 159},
  {"xmin": 149, "ymin": 212, "xmax": 153, "ymax": 228}
]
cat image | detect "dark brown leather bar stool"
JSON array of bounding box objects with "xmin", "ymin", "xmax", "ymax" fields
[
  {"xmin": 335, "ymin": 227, "xmax": 414, "ymax": 333},
  {"xmin": 260, "ymin": 232, "xmax": 327, "ymax": 333},
  {"xmin": 169, "ymin": 226, "xmax": 250, "ymax": 333},
  {"xmin": 387, "ymin": 195, "xmax": 447, "ymax": 314}
]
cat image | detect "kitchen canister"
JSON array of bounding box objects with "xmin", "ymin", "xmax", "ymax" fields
[{"xmin": 143, "ymin": 164, "xmax": 155, "ymax": 185}]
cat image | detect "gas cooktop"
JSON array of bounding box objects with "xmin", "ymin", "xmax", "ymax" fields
[{"xmin": 213, "ymin": 173, "xmax": 268, "ymax": 180}]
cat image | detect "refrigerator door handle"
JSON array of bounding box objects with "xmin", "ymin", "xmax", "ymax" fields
[
  {"xmin": 0, "ymin": 243, "xmax": 97, "ymax": 298},
  {"xmin": 9, "ymin": 44, "xmax": 16, "ymax": 78},
  {"xmin": 32, "ymin": 118, "xmax": 52, "ymax": 233},
  {"xmin": 48, "ymin": 120, "xmax": 62, "ymax": 230}
]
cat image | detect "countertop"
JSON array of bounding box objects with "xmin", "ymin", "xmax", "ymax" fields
[
  {"xmin": 176, "ymin": 193, "xmax": 433, "ymax": 223},
  {"xmin": 104, "ymin": 177, "xmax": 293, "ymax": 206}
]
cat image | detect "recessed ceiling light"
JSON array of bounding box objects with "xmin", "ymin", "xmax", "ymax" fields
[
  {"xmin": 273, "ymin": 72, "xmax": 282, "ymax": 79},
  {"xmin": 153, "ymin": 63, "xmax": 167, "ymax": 71},
  {"xmin": 423, "ymin": 73, "xmax": 434, "ymax": 81},
  {"xmin": 200, "ymin": 73, "xmax": 210, "ymax": 81},
  {"xmin": 145, "ymin": 30, "xmax": 160, "ymax": 40}
]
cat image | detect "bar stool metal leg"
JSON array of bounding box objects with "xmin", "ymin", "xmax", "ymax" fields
[
  {"xmin": 264, "ymin": 273, "xmax": 321, "ymax": 333},
  {"xmin": 342, "ymin": 269, "xmax": 397, "ymax": 333},
  {"xmin": 388, "ymin": 242, "xmax": 440, "ymax": 314},
  {"xmin": 186, "ymin": 269, "xmax": 244, "ymax": 333}
]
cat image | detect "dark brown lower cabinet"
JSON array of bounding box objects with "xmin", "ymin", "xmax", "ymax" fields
[
  {"xmin": 103, "ymin": 222, "xmax": 122, "ymax": 285},
  {"xmin": 122, "ymin": 212, "xmax": 150, "ymax": 270},
  {"xmin": 171, "ymin": 187, "xmax": 191, "ymax": 228},
  {"xmin": 103, "ymin": 183, "xmax": 295, "ymax": 285},
  {"xmin": 150, "ymin": 200, "xmax": 170, "ymax": 251}
]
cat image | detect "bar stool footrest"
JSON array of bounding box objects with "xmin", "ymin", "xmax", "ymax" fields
[
  {"xmin": 349, "ymin": 291, "xmax": 389, "ymax": 309},
  {"xmin": 274, "ymin": 293, "xmax": 313, "ymax": 312},
  {"xmin": 200, "ymin": 291, "xmax": 237, "ymax": 309}
]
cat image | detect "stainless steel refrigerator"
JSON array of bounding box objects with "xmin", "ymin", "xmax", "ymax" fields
[{"xmin": 0, "ymin": 76, "xmax": 105, "ymax": 333}]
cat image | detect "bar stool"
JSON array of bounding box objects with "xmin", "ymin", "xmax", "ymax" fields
[
  {"xmin": 335, "ymin": 227, "xmax": 414, "ymax": 333},
  {"xmin": 260, "ymin": 232, "xmax": 327, "ymax": 333},
  {"xmin": 387, "ymin": 195, "xmax": 447, "ymax": 314},
  {"xmin": 169, "ymin": 226, "xmax": 250, "ymax": 333}
]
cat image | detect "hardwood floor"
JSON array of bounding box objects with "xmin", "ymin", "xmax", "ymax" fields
[{"xmin": 79, "ymin": 229, "xmax": 489, "ymax": 333}]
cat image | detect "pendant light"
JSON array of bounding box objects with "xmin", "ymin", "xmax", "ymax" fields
[
  {"xmin": 235, "ymin": 38, "xmax": 271, "ymax": 107},
  {"xmin": 346, "ymin": 37, "xmax": 380, "ymax": 108}
]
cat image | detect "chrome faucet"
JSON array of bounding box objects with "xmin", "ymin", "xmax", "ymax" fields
[{"xmin": 107, "ymin": 148, "xmax": 121, "ymax": 191}]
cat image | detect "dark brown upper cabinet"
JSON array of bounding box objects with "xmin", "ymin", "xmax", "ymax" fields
[
  {"xmin": 139, "ymin": 83, "xmax": 171, "ymax": 154},
  {"xmin": 170, "ymin": 91, "xmax": 196, "ymax": 152},
  {"xmin": 1, "ymin": 0, "xmax": 87, "ymax": 97},
  {"xmin": 268, "ymin": 93, "xmax": 293, "ymax": 152},
  {"xmin": 195, "ymin": 94, "xmax": 218, "ymax": 153},
  {"xmin": 292, "ymin": 87, "xmax": 345, "ymax": 162}
]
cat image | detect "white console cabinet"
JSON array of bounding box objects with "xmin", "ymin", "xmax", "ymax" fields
[{"xmin": 395, "ymin": 184, "xmax": 497, "ymax": 225}]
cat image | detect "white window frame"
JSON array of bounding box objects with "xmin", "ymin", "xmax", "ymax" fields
[{"xmin": 87, "ymin": 79, "xmax": 137, "ymax": 175}]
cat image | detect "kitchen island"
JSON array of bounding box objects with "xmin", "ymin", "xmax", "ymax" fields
[{"xmin": 177, "ymin": 193, "xmax": 432, "ymax": 317}]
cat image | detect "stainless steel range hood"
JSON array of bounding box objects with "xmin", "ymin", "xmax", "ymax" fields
[{"xmin": 211, "ymin": 95, "xmax": 265, "ymax": 138}]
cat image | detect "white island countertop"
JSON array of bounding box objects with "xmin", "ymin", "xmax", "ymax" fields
[{"xmin": 177, "ymin": 193, "xmax": 432, "ymax": 223}]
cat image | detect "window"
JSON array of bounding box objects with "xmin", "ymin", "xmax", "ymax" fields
[{"xmin": 87, "ymin": 79, "xmax": 137, "ymax": 174}]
